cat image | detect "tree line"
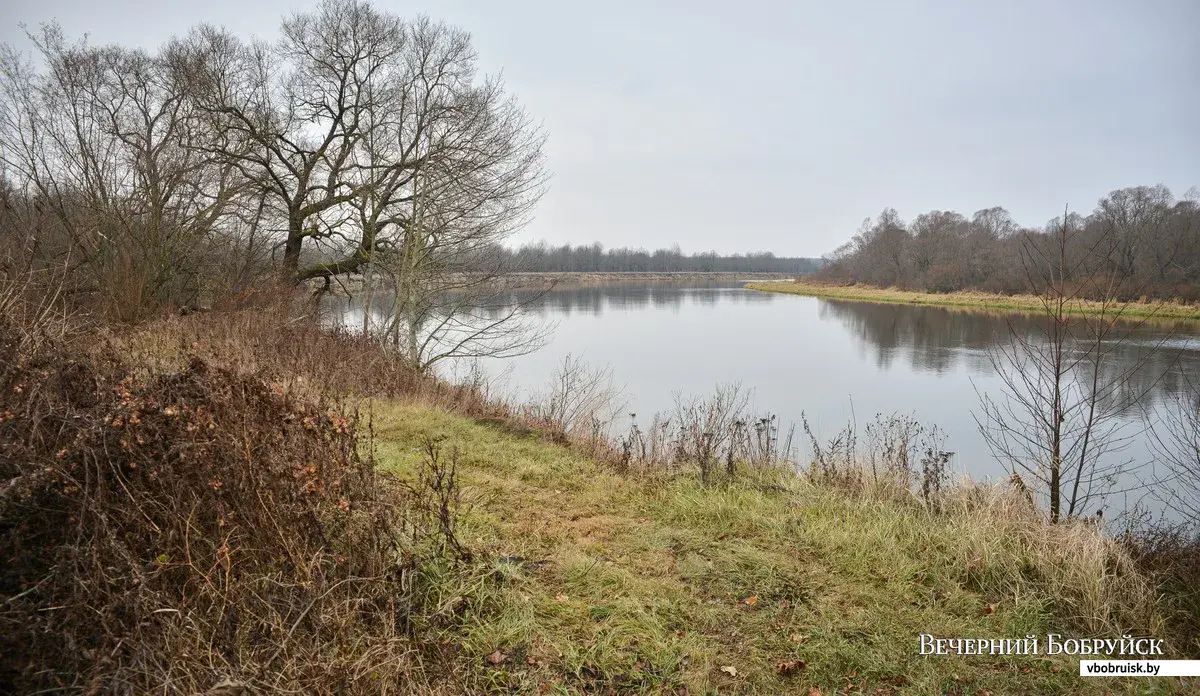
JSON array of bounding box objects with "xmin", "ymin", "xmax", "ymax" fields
[
  {"xmin": 498, "ymin": 242, "xmax": 822, "ymax": 274},
  {"xmin": 817, "ymin": 185, "xmax": 1200, "ymax": 301}
]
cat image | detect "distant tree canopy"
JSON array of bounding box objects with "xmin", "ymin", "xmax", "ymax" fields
[
  {"xmin": 817, "ymin": 185, "xmax": 1200, "ymax": 300},
  {"xmin": 499, "ymin": 242, "xmax": 822, "ymax": 274}
]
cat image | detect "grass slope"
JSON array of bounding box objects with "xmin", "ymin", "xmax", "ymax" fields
[
  {"xmin": 372, "ymin": 402, "xmax": 1184, "ymax": 695},
  {"xmin": 745, "ymin": 281, "xmax": 1200, "ymax": 321}
]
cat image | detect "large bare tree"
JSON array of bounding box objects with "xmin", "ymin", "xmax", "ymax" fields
[
  {"xmin": 367, "ymin": 62, "xmax": 549, "ymax": 371},
  {"xmin": 177, "ymin": 1, "xmax": 546, "ymax": 288},
  {"xmin": 176, "ymin": 1, "xmax": 407, "ymax": 279}
]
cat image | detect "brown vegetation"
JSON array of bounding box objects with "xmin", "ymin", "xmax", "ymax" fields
[
  {"xmin": 0, "ymin": 290, "xmax": 477, "ymax": 693},
  {"xmin": 3, "ymin": 276, "xmax": 1200, "ymax": 692}
]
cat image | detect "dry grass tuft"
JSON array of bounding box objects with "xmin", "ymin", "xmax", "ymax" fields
[
  {"xmin": 1121, "ymin": 526, "xmax": 1200, "ymax": 657},
  {"xmin": 936, "ymin": 482, "xmax": 1162, "ymax": 638}
]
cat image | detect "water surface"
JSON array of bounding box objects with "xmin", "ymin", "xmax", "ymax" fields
[{"xmin": 336, "ymin": 282, "xmax": 1200, "ymax": 519}]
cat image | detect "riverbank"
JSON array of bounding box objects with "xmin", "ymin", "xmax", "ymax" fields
[
  {"xmin": 746, "ymin": 280, "xmax": 1200, "ymax": 321},
  {"xmin": 371, "ymin": 401, "xmax": 1189, "ymax": 694},
  {"xmin": 4, "ymin": 301, "xmax": 1197, "ymax": 694}
]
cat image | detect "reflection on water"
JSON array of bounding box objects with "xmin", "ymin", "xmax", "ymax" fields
[
  {"xmin": 817, "ymin": 299, "xmax": 1200, "ymax": 411},
  {"xmin": 334, "ymin": 282, "xmax": 1200, "ymax": 520},
  {"xmin": 490, "ymin": 282, "xmax": 778, "ymax": 317}
]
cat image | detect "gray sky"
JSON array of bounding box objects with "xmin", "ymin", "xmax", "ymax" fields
[{"xmin": 2, "ymin": 0, "xmax": 1197, "ymax": 256}]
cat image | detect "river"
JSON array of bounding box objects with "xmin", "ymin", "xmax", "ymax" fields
[{"xmin": 333, "ymin": 280, "xmax": 1200, "ymax": 523}]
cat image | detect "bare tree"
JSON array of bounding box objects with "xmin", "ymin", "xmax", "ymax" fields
[
  {"xmin": 3, "ymin": 0, "xmax": 550, "ymax": 362},
  {"xmin": 176, "ymin": 0, "xmax": 407, "ymax": 280},
  {"xmin": 844, "ymin": 208, "xmax": 910, "ymax": 287},
  {"xmin": 522, "ymin": 353, "xmax": 623, "ymax": 438},
  {"xmin": 1147, "ymin": 374, "xmax": 1200, "ymax": 527},
  {"xmin": 173, "ymin": 3, "xmax": 549, "ymax": 367},
  {"xmin": 975, "ymin": 209, "xmax": 1176, "ymax": 521},
  {"xmin": 0, "ymin": 25, "xmax": 247, "ymax": 319},
  {"xmin": 370, "ymin": 147, "xmax": 550, "ymax": 370},
  {"xmin": 349, "ymin": 17, "xmax": 547, "ymax": 370},
  {"xmin": 1095, "ymin": 185, "xmax": 1174, "ymax": 283}
]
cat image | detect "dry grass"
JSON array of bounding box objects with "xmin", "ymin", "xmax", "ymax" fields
[
  {"xmin": 746, "ymin": 280, "xmax": 1200, "ymax": 321},
  {"xmin": 0, "ymin": 293, "xmax": 493, "ymax": 694},
  {"xmin": 1122, "ymin": 526, "xmax": 1200, "ymax": 658},
  {"xmin": 114, "ymin": 287, "xmax": 510, "ymax": 421}
]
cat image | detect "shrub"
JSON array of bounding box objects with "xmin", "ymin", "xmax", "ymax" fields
[
  {"xmin": 1123, "ymin": 527, "xmax": 1200, "ymax": 657},
  {"xmin": 0, "ymin": 311, "xmax": 456, "ymax": 693}
]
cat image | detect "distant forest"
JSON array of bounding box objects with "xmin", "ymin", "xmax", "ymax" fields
[
  {"xmin": 816, "ymin": 184, "xmax": 1200, "ymax": 300},
  {"xmin": 500, "ymin": 242, "xmax": 822, "ymax": 274}
]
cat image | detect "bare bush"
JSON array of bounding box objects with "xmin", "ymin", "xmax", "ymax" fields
[
  {"xmin": 735, "ymin": 414, "xmax": 795, "ymax": 473},
  {"xmin": 521, "ymin": 353, "xmax": 623, "ymax": 450},
  {"xmin": 617, "ymin": 413, "xmax": 672, "ymax": 475},
  {"xmin": 614, "ymin": 385, "xmax": 793, "ymax": 483},
  {"xmin": 802, "ymin": 414, "xmax": 858, "ymax": 488},
  {"xmin": 671, "ymin": 384, "xmax": 751, "ymax": 484},
  {"xmin": 976, "ymin": 210, "xmax": 1177, "ymax": 521},
  {"xmin": 0, "ymin": 262, "xmax": 76, "ymax": 357},
  {"xmin": 863, "ymin": 412, "xmax": 921, "ymax": 485},
  {"xmin": 405, "ymin": 439, "xmax": 472, "ymax": 564},
  {"xmin": 804, "ymin": 411, "xmax": 953, "ymax": 508}
]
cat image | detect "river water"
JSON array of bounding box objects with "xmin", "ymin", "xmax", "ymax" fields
[{"xmin": 332, "ymin": 281, "xmax": 1200, "ymax": 522}]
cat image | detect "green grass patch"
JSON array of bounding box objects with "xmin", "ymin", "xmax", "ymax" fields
[{"xmin": 371, "ymin": 402, "xmax": 1189, "ymax": 694}]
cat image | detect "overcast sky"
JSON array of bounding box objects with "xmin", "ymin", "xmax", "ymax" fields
[{"xmin": 2, "ymin": 0, "xmax": 1197, "ymax": 256}]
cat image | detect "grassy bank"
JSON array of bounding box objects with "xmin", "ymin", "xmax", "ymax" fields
[
  {"xmin": 369, "ymin": 402, "xmax": 1185, "ymax": 694},
  {"xmin": 745, "ymin": 281, "xmax": 1200, "ymax": 321}
]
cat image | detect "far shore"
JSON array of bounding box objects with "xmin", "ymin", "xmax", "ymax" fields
[
  {"xmin": 745, "ymin": 280, "xmax": 1200, "ymax": 321},
  {"xmin": 492, "ymin": 270, "xmax": 794, "ymax": 289},
  {"xmin": 317, "ymin": 271, "xmax": 797, "ymax": 296}
]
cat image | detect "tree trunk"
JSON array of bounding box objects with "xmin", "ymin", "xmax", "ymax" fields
[{"xmin": 283, "ymin": 214, "xmax": 304, "ymax": 276}]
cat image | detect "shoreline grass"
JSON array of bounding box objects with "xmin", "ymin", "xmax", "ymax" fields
[
  {"xmin": 746, "ymin": 280, "xmax": 1200, "ymax": 321},
  {"xmin": 370, "ymin": 401, "xmax": 1183, "ymax": 694}
]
